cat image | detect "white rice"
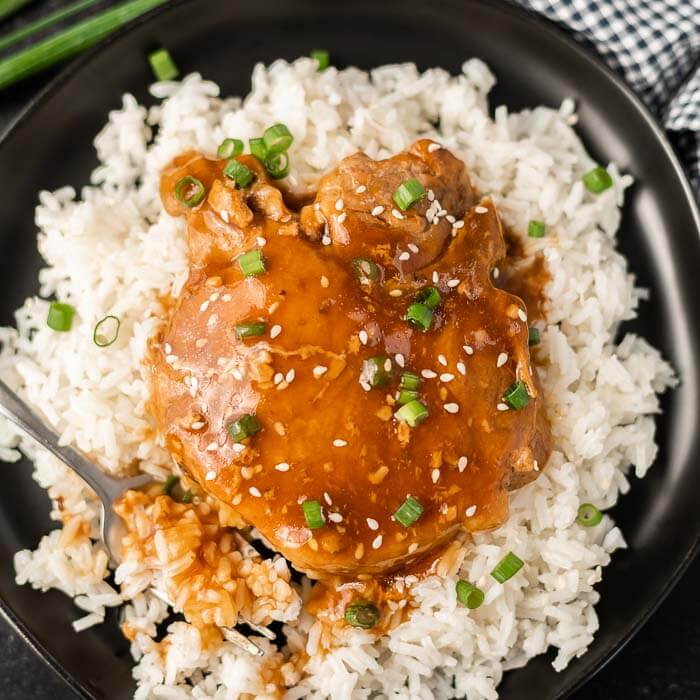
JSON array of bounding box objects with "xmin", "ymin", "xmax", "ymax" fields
[{"xmin": 3, "ymin": 57, "xmax": 676, "ymax": 699}]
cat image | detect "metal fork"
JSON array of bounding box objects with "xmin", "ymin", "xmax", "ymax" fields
[{"xmin": 0, "ymin": 378, "xmax": 268, "ymax": 656}]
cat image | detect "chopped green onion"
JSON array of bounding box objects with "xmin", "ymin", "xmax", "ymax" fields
[
  {"xmin": 456, "ymin": 580, "xmax": 484, "ymax": 609},
  {"xmin": 235, "ymin": 322, "xmax": 266, "ymax": 339},
  {"xmin": 93, "ymin": 315, "xmax": 120, "ymax": 347},
  {"xmin": 361, "ymin": 356, "xmax": 392, "ymax": 388},
  {"xmin": 175, "ymin": 176, "xmax": 206, "ymax": 207},
  {"xmin": 502, "ymin": 380, "xmax": 530, "ymax": 410},
  {"xmin": 528, "ymin": 327, "xmax": 541, "ymax": 346},
  {"xmin": 528, "ymin": 220, "xmax": 545, "ymax": 238},
  {"xmin": 224, "ymin": 159, "xmax": 254, "ymax": 188},
  {"xmin": 344, "ymin": 600, "xmax": 380, "ymax": 629},
  {"xmin": 415, "ymin": 286, "xmax": 442, "ymax": 310},
  {"xmin": 397, "ymin": 389, "xmax": 419, "ymax": 405},
  {"xmin": 217, "ymin": 138, "xmax": 244, "ymax": 159},
  {"xmin": 46, "ymin": 301, "xmax": 75, "ymax": 332},
  {"xmin": 405, "ymin": 302, "xmax": 433, "ymax": 331},
  {"xmin": 148, "ymin": 48, "xmax": 178, "ymax": 82},
  {"xmin": 394, "ymin": 495, "xmax": 424, "ymax": 527},
  {"xmin": 0, "ymin": 0, "xmax": 36, "ymax": 23},
  {"xmin": 162, "ymin": 474, "xmax": 179, "ymax": 496},
  {"xmin": 395, "ymin": 399, "xmax": 429, "ymax": 427},
  {"xmin": 263, "ymin": 123, "xmax": 294, "ymax": 156},
  {"xmin": 227, "ymin": 414, "xmax": 261, "ymax": 442},
  {"xmin": 311, "ymin": 49, "xmax": 330, "ymax": 70},
  {"xmin": 352, "ymin": 257, "xmax": 381, "ymax": 284},
  {"xmin": 399, "ymin": 371, "xmax": 420, "ymax": 391},
  {"xmin": 264, "ymin": 152, "xmax": 290, "ymax": 180},
  {"xmin": 576, "ymin": 503, "xmax": 603, "ymax": 527},
  {"xmin": 392, "ymin": 178, "xmax": 426, "ymax": 211},
  {"xmin": 491, "ymin": 552, "xmax": 524, "ymax": 584},
  {"xmin": 0, "ymin": 0, "xmax": 170, "ymax": 90},
  {"xmin": 238, "ymin": 250, "xmax": 266, "ymax": 277},
  {"xmin": 582, "ymin": 166, "xmax": 613, "ymax": 194},
  {"xmin": 301, "ymin": 499, "xmax": 325, "ymax": 529},
  {"xmin": 249, "ymin": 137, "xmax": 267, "ymax": 160},
  {"xmin": 180, "ymin": 489, "xmax": 193, "ymax": 504}
]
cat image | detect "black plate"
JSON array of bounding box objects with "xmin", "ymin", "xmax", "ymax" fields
[{"xmin": 0, "ymin": 0, "xmax": 698, "ymax": 698}]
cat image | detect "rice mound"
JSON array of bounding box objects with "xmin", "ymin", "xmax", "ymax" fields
[{"xmin": 2, "ymin": 57, "xmax": 676, "ymax": 699}]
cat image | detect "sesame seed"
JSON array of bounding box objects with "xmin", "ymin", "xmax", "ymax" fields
[
  {"xmin": 392, "ymin": 209, "xmax": 404, "ymax": 220},
  {"xmin": 205, "ymin": 442, "xmax": 218, "ymax": 452},
  {"xmin": 465, "ymin": 505, "xmax": 477, "ymax": 517},
  {"xmin": 360, "ymin": 380, "xmax": 371, "ymax": 391},
  {"xmin": 372, "ymin": 535, "xmax": 383, "ymax": 549},
  {"xmin": 359, "ymin": 330, "xmax": 368, "ymax": 345},
  {"xmin": 453, "ymin": 220, "xmax": 465, "ymax": 229},
  {"xmin": 475, "ymin": 206, "xmax": 488, "ymax": 214},
  {"xmin": 232, "ymin": 443, "xmax": 246, "ymax": 454},
  {"xmin": 313, "ymin": 365, "xmax": 328, "ymax": 378},
  {"xmin": 440, "ymin": 373, "xmax": 454, "ymax": 382},
  {"xmin": 447, "ymin": 279, "xmax": 460, "ymax": 288},
  {"xmin": 432, "ymin": 271, "xmax": 439, "ymax": 283},
  {"xmin": 427, "ymin": 189, "xmax": 435, "ymax": 201},
  {"xmin": 205, "ymin": 470, "xmax": 216, "ymax": 480},
  {"xmin": 371, "ymin": 205, "xmax": 385, "ymax": 216},
  {"xmin": 222, "ymin": 294, "xmax": 232, "ymax": 302},
  {"xmin": 457, "ymin": 362, "xmax": 466, "ymax": 375},
  {"xmin": 389, "ymin": 289, "xmax": 403, "ymax": 297},
  {"xmin": 534, "ymin": 460, "xmax": 540, "ymax": 471},
  {"xmin": 164, "ymin": 343, "xmax": 172, "ymax": 354},
  {"xmin": 493, "ymin": 267, "xmax": 500, "ymax": 279},
  {"xmin": 324, "ymin": 492, "xmax": 333, "ymax": 506},
  {"xmin": 270, "ymin": 324, "xmax": 282, "ymax": 339},
  {"xmin": 444, "ymin": 403, "xmax": 460, "ymax": 414},
  {"xmin": 256, "ymin": 236, "xmax": 266, "ymax": 247},
  {"xmin": 428, "ymin": 143, "xmax": 442, "ymax": 153},
  {"xmin": 518, "ymin": 308, "xmax": 528, "ymax": 322},
  {"xmin": 366, "ymin": 518, "xmax": 379, "ymax": 530},
  {"xmin": 195, "ymin": 338, "xmax": 208, "ymax": 348},
  {"xmin": 232, "ymin": 368, "xmax": 243, "ymax": 381},
  {"xmin": 337, "ymin": 212, "xmax": 347, "ymax": 224},
  {"xmin": 431, "ymin": 468, "xmax": 441, "ymax": 483},
  {"xmin": 274, "ymin": 422, "xmax": 286, "ymax": 436},
  {"xmin": 249, "ymin": 487, "xmax": 262, "ymax": 498},
  {"xmin": 274, "ymin": 372, "xmax": 284, "ymax": 385},
  {"xmin": 335, "ymin": 198, "xmax": 344, "ymax": 211},
  {"xmin": 384, "ymin": 358, "xmax": 392, "ymax": 372},
  {"xmin": 439, "ymin": 503, "xmax": 448, "ymax": 515},
  {"xmin": 421, "ymin": 369, "xmax": 437, "ymax": 379},
  {"xmin": 199, "ymin": 301, "xmax": 210, "ymax": 312},
  {"xmin": 356, "ymin": 185, "xmax": 367, "ymax": 194},
  {"xmin": 328, "ymin": 512, "xmax": 343, "ymax": 523},
  {"xmin": 221, "ymin": 210, "xmax": 230, "ymax": 223},
  {"xmin": 333, "ymin": 439, "xmax": 347, "ymax": 447},
  {"xmin": 314, "ymin": 202, "xmax": 321, "ymax": 211},
  {"xmin": 408, "ymin": 542, "xmax": 419, "ymax": 553},
  {"xmin": 207, "ymin": 313, "xmax": 218, "ymax": 328},
  {"xmin": 191, "ymin": 421, "xmax": 205, "ymax": 430},
  {"xmin": 446, "ymin": 215, "xmax": 456, "ymax": 224},
  {"xmin": 395, "ymin": 353, "xmax": 405, "ymax": 368},
  {"xmin": 497, "ymin": 352, "xmax": 508, "ymax": 368},
  {"xmin": 398, "ymin": 251, "xmax": 411, "ymax": 261},
  {"xmin": 463, "ymin": 345, "xmax": 474, "ymax": 355},
  {"xmin": 322, "ymin": 234, "xmax": 331, "ymax": 245},
  {"xmin": 274, "ymin": 462, "xmax": 290, "ymax": 472},
  {"xmin": 458, "ymin": 456, "xmax": 468, "ymax": 472},
  {"xmin": 320, "ymin": 275, "xmax": 329, "ymax": 288},
  {"xmin": 438, "ymin": 354, "xmax": 448, "ymax": 366},
  {"xmin": 408, "ymin": 243, "xmax": 419, "ymax": 254},
  {"xmin": 285, "ymin": 369, "xmax": 296, "ymax": 383},
  {"xmin": 497, "ymin": 403, "xmax": 510, "ymax": 411}
]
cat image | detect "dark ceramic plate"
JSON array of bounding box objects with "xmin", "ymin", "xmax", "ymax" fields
[{"xmin": 0, "ymin": 0, "xmax": 698, "ymax": 698}]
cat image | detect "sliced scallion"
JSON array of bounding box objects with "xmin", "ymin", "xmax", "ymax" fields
[
  {"xmin": 395, "ymin": 399, "xmax": 429, "ymax": 427},
  {"xmin": 263, "ymin": 123, "xmax": 294, "ymax": 156},
  {"xmin": 362, "ymin": 356, "xmax": 392, "ymax": 388},
  {"xmin": 311, "ymin": 49, "xmax": 330, "ymax": 70},
  {"xmin": 46, "ymin": 301, "xmax": 75, "ymax": 332},
  {"xmin": 397, "ymin": 389, "xmax": 419, "ymax": 405},
  {"xmin": 415, "ymin": 286, "xmax": 442, "ymax": 310},
  {"xmin": 502, "ymin": 380, "xmax": 530, "ymax": 410},
  {"xmin": 235, "ymin": 322, "xmax": 266, "ymax": 339},
  {"xmin": 264, "ymin": 152, "xmax": 290, "ymax": 180},
  {"xmin": 399, "ymin": 371, "xmax": 420, "ymax": 391},
  {"xmin": 528, "ymin": 327, "xmax": 541, "ymax": 346},
  {"xmin": 180, "ymin": 489, "xmax": 193, "ymax": 504},
  {"xmin": 352, "ymin": 257, "xmax": 381, "ymax": 284},
  {"xmin": 162, "ymin": 474, "xmax": 179, "ymax": 496},
  {"xmin": 344, "ymin": 600, "xmax": 380, "ymax": 629},
  {"xmin": 224, "ymin": 159, "xmax": 254, "ymax": 188},
  {"xmin": 491, "ymin": 552, "xmax": 524, "ymax": 584},
  {"xmin": 148, "ymin": 48, "xmax": 178, "ymax": 81},
  {"xmin": 456, "ymin": 580, "xmax": 484, "ymax": 609},
  {"xmin": 392, "ymin": 178, "xmax": 426, "ymax": 211},
  {"xmin": 217, "ymin": 138, "xmax": 244, "ymax": 159},
  {"xmin": 582, "ymin": 166, "xmax": 613, "ymax": 194},
  {"xmin": 405, "ymin": 302, "xmax": 433, "ymax": 331},
  {"xmin": 174, "ymin": 176, "xmax": 206, "ymax": 208},
  {"xmin": 394, "ymin": 495, "xmax": 424, "ymax": 527},
  {"xmin": 93, "ymin": 315, "xmax": 120, "ymax": 347},
  {"xmin": 576, "ymin": 503, "xmax": 603, "ymax": 527},
  {"xmin": 302, "ymin": 499, "xmax": 325, "ymax": 529},
  {"xmin": 238, "ymin": 250, "xmax": 266, "ymax": 277},
  {"xmin": 528, "ymin": 220, "xmax": 545, "ymax": 238},
  {"xmin": 249, "ymin": 137, "xmax": 267, "ymax": 160},
  {"xmin": 227, "ymin": 414, "xmax": 261, "ymax": 442}
]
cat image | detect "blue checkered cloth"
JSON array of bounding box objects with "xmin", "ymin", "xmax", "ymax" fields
[{"xmin": 514, "ymin": 0, "xmax": 700, "ymax": 192}]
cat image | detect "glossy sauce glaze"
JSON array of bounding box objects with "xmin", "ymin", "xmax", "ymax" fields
[{"xmin": 148, "ymin": 140, "xmax": 551, "ymax": 580}]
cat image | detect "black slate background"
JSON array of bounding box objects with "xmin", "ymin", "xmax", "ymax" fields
[{"xmin": 1, "ymin": 2, "xmax": 700, "ymax": 699}]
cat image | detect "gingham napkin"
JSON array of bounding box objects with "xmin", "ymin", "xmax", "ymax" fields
[{"xmin": 514, "ymin": 0, "xmax": 700, "ymax": 192}]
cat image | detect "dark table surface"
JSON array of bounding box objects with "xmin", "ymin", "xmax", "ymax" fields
[{"xmin": 1, "ymin": 3, "xmax": 700, "ymax": 699}]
